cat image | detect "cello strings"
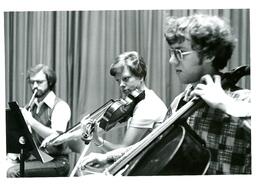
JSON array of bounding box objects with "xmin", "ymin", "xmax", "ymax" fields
[{"xmin": 105, "ymin": 97, "xmax": 198, "ymax": 174}]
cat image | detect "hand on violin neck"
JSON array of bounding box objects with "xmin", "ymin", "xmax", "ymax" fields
[
  {"xmin": 81, "ymin": 118, "xmax": 96, "ymax": 142},
  {"xmin": 81, "ymin": 118, "xmax": 96, "ymax": 132}
]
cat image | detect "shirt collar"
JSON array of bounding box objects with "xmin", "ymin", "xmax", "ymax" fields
[
  {"xmin": 183, "ymin": 84, "xmax": 194, "ymax": 102},
  {"xmin": 35, "ymin": 91, "xmax": 56, "ymax": 109}
]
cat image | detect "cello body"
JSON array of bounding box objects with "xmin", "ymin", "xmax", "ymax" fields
[{"xmin": 120, "ymin": 123, "xmax": 210, "ymax": 175}]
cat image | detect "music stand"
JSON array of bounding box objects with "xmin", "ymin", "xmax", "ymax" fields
[{"xmin": 6, "ymin": 101, "xmax": 53, "ymax": 177}]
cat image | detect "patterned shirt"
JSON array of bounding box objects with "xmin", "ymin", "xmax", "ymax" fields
[{"xmin": 171, "ymin": 85, "xmax": 251, "ymax": 174}]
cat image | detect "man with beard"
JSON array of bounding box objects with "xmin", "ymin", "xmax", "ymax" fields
[{"xmin": 7, "ymin": 64, "xmax": 71, "ymax": 177}]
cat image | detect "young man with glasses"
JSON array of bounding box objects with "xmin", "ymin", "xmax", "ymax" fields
[
  {"xmin": 78, "ymin": 14, "xmax": 251, "ymax": 175},
  {"xmin": 164, "ymin": 14, "xmax": 251, "ymax": 174},
  {"xmin": 7, "ymin": 64, "xmax": 71, "ymax": 177}
]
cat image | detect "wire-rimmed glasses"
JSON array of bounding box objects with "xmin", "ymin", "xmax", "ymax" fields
[{"xmin": 168, "ymin": 49, "xmax": 193, "ymax": 62}]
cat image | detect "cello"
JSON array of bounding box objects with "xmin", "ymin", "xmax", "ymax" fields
[{"xmin": 102, "ymin": 66, "xmax": 250, "ymax": 176}]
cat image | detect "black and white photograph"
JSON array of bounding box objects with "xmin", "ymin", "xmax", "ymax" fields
[{"xmin": 0, "ymin": 1, "xmax": 254, "ymax": 184}]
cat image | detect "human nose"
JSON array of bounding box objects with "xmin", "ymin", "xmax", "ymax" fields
[
  {"xmin": 169, "ymin": 55, "xmax": 179, "ymax": 65},
  {"xmin": 119, "ymin": 80, "xmax": 125, "ymax": 88},
  {"xmin": 32, "ymin": 82, "xmax": 39, "ymax": 89}
]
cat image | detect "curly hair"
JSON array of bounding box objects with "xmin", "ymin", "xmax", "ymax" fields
[
  {"xmin": 110, "ymin": 51, "xmax": 147, "ymax": 80},
  {"xmin": 164, "ymin": 14, "xmax": 236, "ymax": 70},
  {"xmin": 26, "ymin": 64, "xmax": 56, "ymax": 90}
]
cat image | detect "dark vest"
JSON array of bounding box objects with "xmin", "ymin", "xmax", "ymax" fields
[{"xmin": 30, "ymin": 96, "xmax": 68, "ymax": 156}]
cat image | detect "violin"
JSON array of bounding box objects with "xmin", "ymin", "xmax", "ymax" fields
[
  {"xmin": 45, "ymin": 89, "xmax": 145, "ymax": 146},
  {"xmin": 104, "ymin": 66, "xmax": 250, "ymax": 176},
  {"xmin": 81, "ymin": 89, "xmax": 145, "ymax": 143},
  {"xmin": 99, "ymin": 89, "xmax": 145, "ymax": 131}
]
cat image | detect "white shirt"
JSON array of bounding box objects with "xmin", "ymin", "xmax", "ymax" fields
[
  {"xmin": 128, "ymin": 88, "xmax": 167, "ymax": 129},
  {"xmin": 34, "ymin": 91, "xmax": 71, "ymax": 132}
]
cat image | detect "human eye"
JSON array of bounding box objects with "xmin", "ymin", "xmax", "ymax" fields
[
  {"xmin": 123, "ymin": 77, "xmax": 130, "ymax": 82},
  {"xmin": 38, "ymin": 80, "xmax": 45, "ymax": 84},
  {"xmin": 29, "ymin": 80, "xmax": 35, "ymax": 85},
  {"xmin": 29, "ymin": 80, "xmax": 45, "ymax": 85}
]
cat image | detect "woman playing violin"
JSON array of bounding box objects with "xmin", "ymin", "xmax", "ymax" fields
[{"xmin": 80, "ymin": 14, "xmax": 251, "ymax": 175}]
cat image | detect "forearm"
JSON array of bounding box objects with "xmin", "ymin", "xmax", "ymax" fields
[
  {"xmin": 52, "ymin": 128, "xmax": 83, "ymax": 145},
  {"xmin": 30, "ymin": 119, "xmax": 57, "ymax": 138},
  {"xmin": 94, "ymin": 129, "xmax": 145, "ymax": 152},
  {"xmin": 217, "ymin": 96, "xmax": 251, "ymax": 117},
  {"xmin": 94, "ymin": 137, "xmax": 125, "ymax": 152},
  {"xmin": 105, "ymin": 146, "xmax": 133, "ymax": 162}
]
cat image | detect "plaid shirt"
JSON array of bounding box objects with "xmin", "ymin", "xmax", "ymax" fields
[{"xmin": 171, "ymin": 85, "xmax": 251, "ymax": 174}]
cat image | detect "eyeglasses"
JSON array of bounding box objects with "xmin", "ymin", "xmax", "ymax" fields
[{"xmin": 168, "ymin": 49, "xmax": 193, "ymax": 62}]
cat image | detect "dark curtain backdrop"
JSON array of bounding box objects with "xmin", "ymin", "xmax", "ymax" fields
[{"xmin": 4, "ymin": 9, "xmax": 250, "ymax": 172}]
